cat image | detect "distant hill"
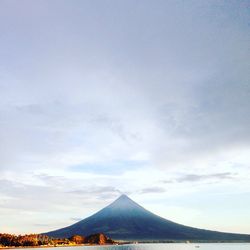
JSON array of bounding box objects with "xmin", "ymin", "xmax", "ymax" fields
[{"xmin": 44, "ymin": 194, "xmax": 250, "ymax": 241}]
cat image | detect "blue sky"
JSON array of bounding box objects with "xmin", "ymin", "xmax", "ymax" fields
[{"xmin": 0, "ymin": 0, "xmax": 250, "ymax": 234}]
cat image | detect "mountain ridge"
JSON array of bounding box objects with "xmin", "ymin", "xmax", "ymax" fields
[{"xmin": 44, "ymin": 194, "xmax": 250, "ymax": 241}]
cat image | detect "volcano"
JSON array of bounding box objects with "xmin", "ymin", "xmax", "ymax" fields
[{"xmin": 44, "ymin": 194, "xmax": 250, "ymax": 241}]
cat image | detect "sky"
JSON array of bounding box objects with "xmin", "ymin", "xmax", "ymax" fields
[{"xmin": 0, "ymin": 0, "xmax": 250, "ymax": 235}]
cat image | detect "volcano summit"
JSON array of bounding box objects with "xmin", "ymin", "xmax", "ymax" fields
[{"xmin": 45, "ymin": 195, "xmax": 250, "ymax": 241}]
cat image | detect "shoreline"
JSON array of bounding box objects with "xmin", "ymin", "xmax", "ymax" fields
[
  {"xmin": 0, "ymin": 244, "xmax": 116, "ymax": 249},
  {"xmin": 1, "ymin": 241, "xmax": 250, "ymax": 249}
]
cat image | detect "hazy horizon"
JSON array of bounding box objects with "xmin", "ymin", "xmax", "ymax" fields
[{"xmin": 0, "ymin": 0, "xmax": 249, "ymax": 235}]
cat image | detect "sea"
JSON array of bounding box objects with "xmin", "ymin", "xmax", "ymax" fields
[
  {"xmin": 22, "ymin": 244, "xmax": 250, "ymax": 250},
  {"xmin": 78, "ymin": 243, "xmax": 250, "ymax": 250}
]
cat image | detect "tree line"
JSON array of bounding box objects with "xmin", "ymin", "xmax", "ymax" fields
[{"xmin": 0, "ymin": 233, "xmax": 114, "ymax": 247}]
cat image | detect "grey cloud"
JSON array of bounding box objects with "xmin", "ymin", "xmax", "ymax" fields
[
  {"xmin": 164, "ymin": 172, "xmax": 236, "ymax": 184},
  {"xmin": 90, "ymin": 115, "xmax": 127, "ymax": 141},
  {"xmin": 16, "ymin": 104, "xmax": 45, "ymax": 115},
  {"xmin": 178, "ymin": 172, "xmax": 235, "ymax": 183},
  {"xmin": 35, "ymin": 174, "xmax": 123, "ymax": 200},
  {"xmin": 0, "ymin": 178, "xmax": 121, "ymax": 212},
  {"xmin": 35, "ymin": 174, "xmax": 68, "ymax": 186},
  {"xmin": 0, "ymin": 179, "xmax": 64, "ymax": 209},
  {"xmin": 140, "ymin": 187, "xmax": 166, "ymax": 194},
  {"xmin": 68, "ymin": 186, "xmax": 121, "ymax": 199}
]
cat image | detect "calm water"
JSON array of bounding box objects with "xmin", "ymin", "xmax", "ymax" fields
[
  {"xmin": 79, "ymin": 243, "xmax": 250, "ymax": 250},
  {"xmin": 27, "ymin": 244, "xmax": 250, "ymax": 250}
]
